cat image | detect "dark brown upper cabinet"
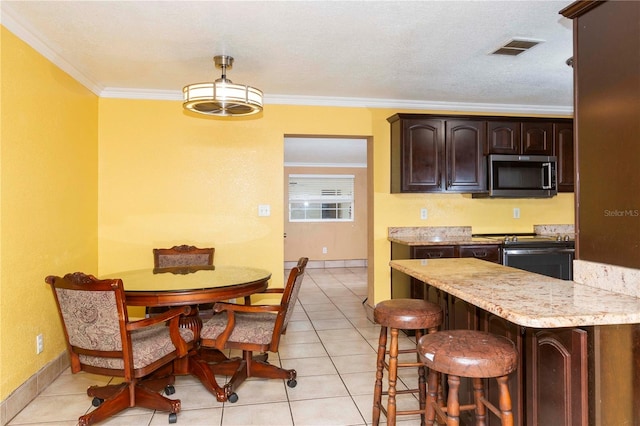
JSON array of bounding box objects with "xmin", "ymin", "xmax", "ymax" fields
[
  {"xmin": 486, "ymin": 120, "xmax": 554, "ymax": 155},
  {"xmin": 522, "ymin": 121, "xmax": 554, "ymax": 155},
  {"xmin": 390, "ymin": 114, "xmax": 573, "ymax": 194},
  {"xmin": 554, "ymin": 121, "xmax": 574, "ymax": 192},
  {"xmin": 389, "ymin": 117, "xmax": 444, "ymax": 193},
  {"xmin": 389, "ymin": 114, "xmax": 486, "ymax": 194},
  {"xmin": 486, "ymin": 121, "xmax": 521, "ymax": 154}
]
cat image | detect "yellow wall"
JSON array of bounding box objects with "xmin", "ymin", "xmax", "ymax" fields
[
  {"xmin": 97, "ymin": 101, "xmax": 374, "ymax": 287},
  {"xmin": 0, "ymin": 27, "xmax": 99, "ymax": 400}
]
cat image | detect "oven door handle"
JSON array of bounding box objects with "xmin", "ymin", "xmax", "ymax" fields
[{"xmin": 502, "ymin": 247, "xmax": 575, "ymax": 255}]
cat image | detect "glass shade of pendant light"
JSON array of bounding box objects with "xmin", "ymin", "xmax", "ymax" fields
[{"xmin": 183, "ymin": 55, "xmax": 263, "ymax": 116}]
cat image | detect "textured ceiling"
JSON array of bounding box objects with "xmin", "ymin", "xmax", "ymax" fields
[{"xmin": 2, "ymin": 0, "xmax": 575, "ymax": 114}]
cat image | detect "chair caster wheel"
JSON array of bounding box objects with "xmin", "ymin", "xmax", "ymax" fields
[
  {"xmin": 227, "ymin": 392, "xmax": 239, "ymax": 403},
  {"xmin": 165, "ymin": 384, "xmax": 175, "ymax": 395},
  {"xmin": 168, "ymin": 412, "xmax": 177, "ymax": 423},
  {"xmin": 92, "ymin": 397, "xmax": 104, "ymax": 407},
  {"xmin": 287, "ymin": 378, "xmax": 297, "ymax": 388}
]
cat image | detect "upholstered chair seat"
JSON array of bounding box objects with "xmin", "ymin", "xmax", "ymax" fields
[
  {"xmin": 198, "ymin": 257, "xmax": 308, "ymax": 403},
  {"xmin": 47, "ymin": 272, "xmax": 195, "ymax": 425}
]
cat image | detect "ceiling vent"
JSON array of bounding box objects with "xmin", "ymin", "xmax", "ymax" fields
[{"xmin": 492, "ymin": 38, "xmax": 542, "ymax": 56}]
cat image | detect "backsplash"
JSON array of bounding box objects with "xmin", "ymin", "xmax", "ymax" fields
[
  {"xmin": 533, "ymin": 224, "xmax": 575, "ymax": 236},
  {"xmin": 573, "ymin": 259, "xmax": 640, "ymax": 298},
  {"xmin": 389, "ymin": 225, "xmax": 574, "ymax": 238}
]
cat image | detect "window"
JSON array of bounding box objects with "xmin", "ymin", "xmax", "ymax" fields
[{"xmin": 288, "ymin": 174, "xmax": 354, "ymax": 222}]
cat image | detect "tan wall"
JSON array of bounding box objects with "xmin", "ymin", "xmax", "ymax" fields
[{"xmin": 284, "ymin": 166, "xmax": 367, "ymax": 262}]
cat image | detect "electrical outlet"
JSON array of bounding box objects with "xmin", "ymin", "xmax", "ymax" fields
[
  {"xmin": 513, "ymin": 207, "xmax": 520, "ymax": 219},
  {"xmin": 420, "ymin": 208, "xmax": 428, "ymax": 220},
  {"xmin": 258, "ymin": 204, "xmax": 271, "ymax": 217},
  {"xmin": 36, "ymin": 334, "xmax": 44, "ymax": 354},
  {"xmin": 322, "ymin": 247, "xmax": 328, "ymax": 254}
]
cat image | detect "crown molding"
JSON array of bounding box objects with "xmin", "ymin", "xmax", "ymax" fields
[
  {"xmin": 1, "ymin": 3, "xmax": 103, "ymax": 95},
  {"xmin": 100, "ymin": 88, "xmax": 573, "ymax": 116}
]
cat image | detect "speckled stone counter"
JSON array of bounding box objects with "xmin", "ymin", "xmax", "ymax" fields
[
  {"xmin": 388, "ymin": 226, "xmax": 498, "ymax": 246},
  {"xmin": 388, "ymin": 236, "xmax": 499, "ymax": 245},
  {"xmin": 390, "ymin": 258, "xmax": 640, "ymax": 328}
]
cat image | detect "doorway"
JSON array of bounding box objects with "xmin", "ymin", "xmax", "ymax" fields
[{"xmin": 283, "ymin": 135, "xmax": 371, "ymax": 270}]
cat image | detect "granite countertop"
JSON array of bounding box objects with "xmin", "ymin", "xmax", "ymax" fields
[
  {"xmin": 387, "ymin": 225, "xmax": 576, "ymax": 246},
  {"xmin": 390, "ymin": 258, "xmax": 640, "ymax": 329},
  {"xmin": 388, "ymin": 226, "xmax": 498, "ymax": 246},
  {"xmin": 388, "ymin": 236, "xmax": 499, "ymax": 246}
]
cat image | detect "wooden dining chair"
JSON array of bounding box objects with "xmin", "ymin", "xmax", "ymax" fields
[
  {"xmin": 198, "ymin": 257, "xmax": 308, "ymax": 402},
  {"xmin": 153, "ymin": 245, "xmax": 215, "ymax": 269},
  {"xmin": 149, "ymin": 245, "xmax": 215, "ymax": 317},
  {"xmin": 46, "ymin": 272, "xmax": 195, "ymax": 425}
]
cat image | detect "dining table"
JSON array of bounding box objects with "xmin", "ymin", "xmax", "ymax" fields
[{"xmin": 102, "ymin": 265, "xmax": 272, "ymax": 402}]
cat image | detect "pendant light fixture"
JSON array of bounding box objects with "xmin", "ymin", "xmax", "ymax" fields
[{"xmin": 183, "ymin": 55, "xmax": 263, "ymax": 117}]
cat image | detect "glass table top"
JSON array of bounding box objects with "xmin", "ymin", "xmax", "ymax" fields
[{"xmin": 101, "ymin": 266, "xmax": 272, "ymax": 292}]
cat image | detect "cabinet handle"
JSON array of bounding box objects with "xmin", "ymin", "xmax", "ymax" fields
[
  {"xmin": 428, "ymin": 253, "xmax": 444, "ymax": 258},
  {"xmin": 473, "ymin": 251, "xmax": 487, "ymax": 257}
]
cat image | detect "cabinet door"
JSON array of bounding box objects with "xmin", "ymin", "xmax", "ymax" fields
[
  {"xmin": 554, "ymin": 121, "xmax": 575, "ymax": 192},
  {"xmin": 522, "ymin": 121, "xmax": 554, "ymax": 155},
  {"xmin": 397, "ymin": 119, "xmax": 445, "ymax": 192},
  {"xmin": 445, "ymin": 120, "xmax": 487, "ymax": 192},
  {"xmin": 448, "ymin": 295, "xmax": 477, "ymax": 331},
  {"xmin": 458, "ymin": 244, "xmax": 501, "ymax": 263},
  {"xmin": 481, "ymin": 312, "xmax": 524, "ymax": 426},
  {"xmin": 487, "ymin": 121, "xmax": 521, "ymax": 154},
  {"xmin": 526, "ymin": 328, "xmax": 588, "ymax": 426},
  {"xmin": 448, "ymin": 296, "xmax": 478, "ymax": 409}
]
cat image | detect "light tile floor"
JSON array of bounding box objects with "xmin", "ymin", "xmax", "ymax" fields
[{"xmin": 9, "ymin": 267, "xmax": 424, "ymax": 426}]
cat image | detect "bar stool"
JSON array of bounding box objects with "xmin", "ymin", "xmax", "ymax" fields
[
  {"xmin": 417, "ymin": 330, "xmax": 518, "ymax": 426},
  {"xmin": 372, "ymin": 299, "xmax": 443, "ymax": 426}
]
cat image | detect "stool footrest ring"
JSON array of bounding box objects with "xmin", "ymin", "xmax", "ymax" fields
[
  {"xmin": 383, "ymin": 360, "xmax": 424, "ymax": 369},
  {"xmin": 382, "ymin": 387, "xmax": 421, "ymax": 397}
]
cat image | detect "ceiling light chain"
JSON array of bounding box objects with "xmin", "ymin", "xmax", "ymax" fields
[{"xmin": 183, "ymin": 55, "xmax": 263, "ymax": 117}]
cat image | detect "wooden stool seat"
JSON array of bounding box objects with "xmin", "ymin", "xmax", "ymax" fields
[
  {"xmin": 372, "ymin": 299, "xmax": 443, "ymax": 426},
  {"xmin": 418, "ymin": 329, "xmax": 518, "ymax": 378},
  {"xmin": 374, "ymin": 298, "xmax": 444, "ymax": 330},
  {"xmin": 418, "ymin": 330, "xmax": 518, "ymax": 426}
]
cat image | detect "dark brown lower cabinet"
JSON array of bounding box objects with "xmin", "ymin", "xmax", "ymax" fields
[
  {"xmin": 480, "ymin": 311, "xmax": 525, "ymax": 426},
  {"xmin": 525, "ymin": 328, "xmax": 589, "ymax": 426},
  {"xmin": 408, "ymin": 283, "xmax": 591, "ymax": 426}
]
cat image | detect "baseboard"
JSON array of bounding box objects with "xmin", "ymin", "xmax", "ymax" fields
[
  {"xmin": 284, "ymin": 259, "xmax": 367, "ymax": 269},
  {"xmin": 1, "ymin": 351, "xmax": 69, "ymax": 426},
  {"xmin": 363, "ymin": 300, "xmax": 375, "ymax": 323}
]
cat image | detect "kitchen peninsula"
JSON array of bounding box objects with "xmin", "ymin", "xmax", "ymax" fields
[{"xmin": 390, "ymin": 258, "xmax": 640, "ymax": 425}]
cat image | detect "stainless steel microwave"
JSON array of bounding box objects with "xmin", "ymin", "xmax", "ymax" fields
[{"xmin": 485, "ymin": 154, "xmax": 558, "ymax": 198}]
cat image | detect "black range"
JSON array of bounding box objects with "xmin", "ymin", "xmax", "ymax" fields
[{"xmin": 473, "ymin": 233, "xmax": 575, "ymax": 280}]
